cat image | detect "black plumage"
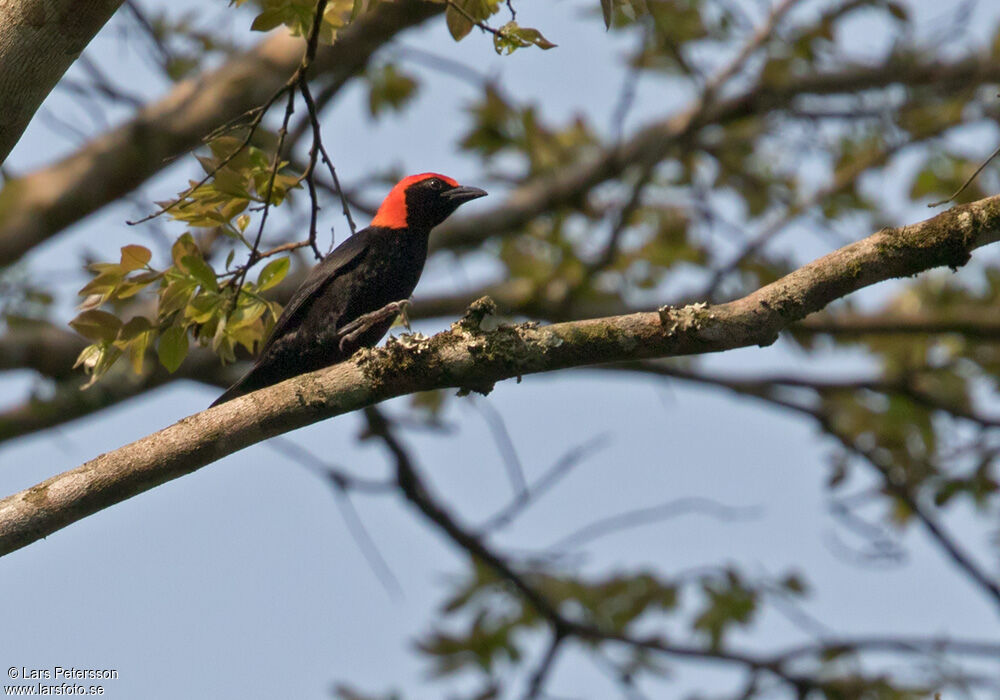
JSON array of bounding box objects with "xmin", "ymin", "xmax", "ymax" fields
[{"xmin": 211, "ymin": 173, "xmax": 486, "ymax": 406}]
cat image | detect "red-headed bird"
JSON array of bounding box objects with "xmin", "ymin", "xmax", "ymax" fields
[{"xmin": 211, "ymin": 173, "xmax": 486, "ymax": 406}]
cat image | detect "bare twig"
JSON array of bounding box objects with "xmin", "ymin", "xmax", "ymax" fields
[
  {"xmin": 264, "ymin": 437, "xmax": 402, "ymax": 598},
  {"xmin": 479, "ymin": 433, "xmax": 611, "ymax": 533},
  {"xmin": 471, "ymin": 396, "xmax": 528, "ymax": 501},
  {"xmin": 622, "ymin": 360, "xmax": 1000, "ymax": 611},
  {"xmin": 299, "ymin": 79, "xmax": 357, "ymax": 238},
  {"xmin": 229, "ymin": 86, "xmax": 298, "ymax": 301},
  {"xmin": 522, "ymin": 631, "xmax": 564, "ymax": 700},
  {"xmin": 546, "ymin": 497, "xmax": 762, "ymax": 552},
  {"xmin": 928, "ymin": 142, "xmax": 1000, "ymax": 208}
]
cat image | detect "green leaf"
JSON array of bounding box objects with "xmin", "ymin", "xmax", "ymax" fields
[
  {"xmin": 250, "ymin": 9, "xmax": 285, "ymax": 32},
  {"xmin": 116, "ymin": 317, "xmax": 156, "ymax": 375},
  {"xmin": 367, "ymin": 64, "xmax": 419, "ymax": 118},
  {"xmin": 445, "ymin": 0, "xmax": 500, "ymax": 41},
  {"xmin": 159, "ymin": 278, "xmax": 198, "ymax": 316},
  {"xmin": 181, "ymin": 254, "xmax": 219, "ymax": 292},
  {"xmin": 256, "ymin": 257, "xmax": 290, "ymax": 291},
  {"xmin": 117, "ymin": 316, "xmax": 154, "ymax": 341},
  {"xmin": 601, "ymin": 0, "xmax": 613, "ymax": 29},
  {"xmin": 78, "ymin": 270, "xmax": 123, "ymax": 298},
  {"xmin": 69, "ymin": 310, "xmax": 123, "ymax": 344},
  {"xmin": 446, "ymin": 4, "xmax": 474, "ymax": 41},
  {"xmin": 171, "ymin": 233, "xmax": 201, "ymax": 269},
  {"xmin": 158, "ymin": 325, "xmax": 189, "ymax": 373},
  {"xmin": 74, "ymin": 343, "xmax": 123, "ymax": 388},
  {"xmin": 73, "ymin": 344, "xmax": 103, "ymax": 372},
  {"xmin": 185, "ymin": 292, "xmax": 222, "ymax": 324},
  {"xmin": 119, "ymin": 245, "xmax": 152, "ymax": 272},
  {"xmin": 493, "ymin": 22, "xmax": 557, "ymax": 54},
  {"xmin": 692, "ymin": 571, "xmax": 757, "ymax": 649}
]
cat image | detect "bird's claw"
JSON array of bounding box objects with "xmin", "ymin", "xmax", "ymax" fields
[
  {"xmin": 337, "ymin": 299, "xmax": 411, "ymax": 353},
  {"xmin": 396, "ymin": 299, "xmax": 412, "ymax": 331}
]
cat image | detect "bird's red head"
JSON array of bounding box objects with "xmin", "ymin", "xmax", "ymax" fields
[{"xmin": 371, "ymin": 173, "xmax": 486, "ymax": 230}]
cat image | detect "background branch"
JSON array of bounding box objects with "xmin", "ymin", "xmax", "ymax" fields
[{"xmin": 2, "ymin": 192, "xmax": 998, "ymax": 556}]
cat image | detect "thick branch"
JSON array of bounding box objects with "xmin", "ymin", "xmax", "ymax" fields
[
  {"xmin": 0, "ymin": 321, "xmax": 234, "ymax": 443},
  {"xmin": 0, "ymin": 0, "xmax": 441, "ymax": 266},
  {"xmin": 2, "ymin": 193, "xmax": 1000, "ymax": 556},
  {"xmin": 0, "ymin": 322, "xmax": 87, "ymax": 379},
  {"xmin": 0, "ymin": 0, "xmax": 123, "ymax": 165},
  {"xmin": 798, "ymin": 312, "xmax": 1000, "ymax": 338}
]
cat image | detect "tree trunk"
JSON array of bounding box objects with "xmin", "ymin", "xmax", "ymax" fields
[{"xmin": 0, "ymin": 0, "xmax": 123, "ymax": 165}]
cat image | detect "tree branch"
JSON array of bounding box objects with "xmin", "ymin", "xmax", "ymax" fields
[
  {"xmin": 0, "ymin": 0, "xmax": 441, "ymax": 267},
  {"xmin": 622, "ymin": 361, "xmax": 1000, "ymax": 610},
  {"xmin": 2, "ymin": 192, "xmax": 1000, "ymax": 556},
  {"xmin": 0, "ymin": 0, "xmax": 125, "ymax": 164},
  {"xmin": 429, "ymin": 55, "xmax": 1000, "ymax": 256}
]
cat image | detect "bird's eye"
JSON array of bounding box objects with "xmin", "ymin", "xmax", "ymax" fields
[{"xmin": 427, "ymin": 178, "xmax": 444, "ymax": 190}]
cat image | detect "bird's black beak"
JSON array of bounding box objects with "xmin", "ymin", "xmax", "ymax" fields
[{"xmin": 443, "ymin": 185, "xmax": 488, "ymax": 204}]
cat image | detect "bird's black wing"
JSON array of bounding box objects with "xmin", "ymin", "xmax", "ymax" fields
[
  {"xmin": 260, "ymin": 226, "xmax": 373, "ymax": 352},
  {"xmin": 209, "ymin": 229, "xmax": 374, "ymax": 407}
]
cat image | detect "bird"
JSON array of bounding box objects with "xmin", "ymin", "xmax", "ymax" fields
[{"xmin": 210, "ymin": 173, "xmax": 487, "ymax": 406}]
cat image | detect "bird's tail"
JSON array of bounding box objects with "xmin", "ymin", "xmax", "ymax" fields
[
  {"xmin": 210, "ymin": 368, "xmax": 261, "ymax": 407},
  {"xmin": 210, "ymin": 382, "xmax": 246, "ymax": 408}
]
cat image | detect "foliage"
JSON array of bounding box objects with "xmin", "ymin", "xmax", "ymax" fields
[{"xmin": 5, "ymin": 0, "xmax": 1000, "ymax": 697}]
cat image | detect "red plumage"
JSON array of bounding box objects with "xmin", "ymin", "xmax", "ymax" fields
[
  {"xmin": 372, "ymin": 173, "xmax": 459, "ymax": 229},
  {"xmin": 211, "ymin": 173, "xmax": 486, "ymax": 406}
]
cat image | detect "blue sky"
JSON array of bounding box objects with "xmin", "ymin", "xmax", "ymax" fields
[{"xmin": 2, "ymin": 1, "xmax": 999, "ymax": 698}]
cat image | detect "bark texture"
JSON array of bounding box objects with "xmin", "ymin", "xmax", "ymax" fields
[
  {"xmin": 2, "ymin": 193, "xmax": 1000, "ymax": 556},
  {"xmin": 0, "ymin": 0, "xmax": 123, "ymax": 164}
]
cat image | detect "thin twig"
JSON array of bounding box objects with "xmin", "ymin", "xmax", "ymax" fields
[
  {"xmin": 229, "ymin": 86, "xmax": 298, "ymax": 303},
  {"xmin": 299, "ymin": 79, "xmax": 357, "ymax": 239},
  {"xmin": 522, "ymin": 631, "xmax": 564, "ymax": 700},
  {"xmin": 623, "ymin": 360, "xmax": 1000, "ymax": 611},
  {"xmin": 546, "ymin": 497, "xmax": 762, "ymax": 552},
  {"xmin": 471, "ymin": 396, "xmax": 528, "ymax": 501},
  {"xmin": 480, "ymin": 433, "xmax": 611, "ymax": 533},
  {"xmin": 265, "ymin": 438, "xmax": 402, "ymax": 598},
  {"xmin": 929, "ymin": 142, "xmax": 1000, "ymax": 207}
]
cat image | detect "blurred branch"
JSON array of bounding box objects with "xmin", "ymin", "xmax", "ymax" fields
[
  {"xmin": 798, "ymin": 311, "xmax": 1000, "ymax": 338},
  {"xmin": 362, "ymin": 407, "xmax": 998, "ymax": 695},
  {"xmin": 2, "ymin": 296, "xmax": 999, "ymax": 445},
  {"xmin": 0, "ymin": 0, "xmax": 124, "ymax": 165},
  {"xmin": 0, "ymin": 0, "xmax": 441, "ymax": 267},
  {"xmin": 0, "ymin": 322, "xmax": 89, "ymax": 380},
  {"xmin": 0, "ymin": 319, "xmax": 237, "ymax": 443},
  {"xmin": 479, "ymin": 433, "xmax": 611, "ymax": 533},
  {"xmin": 545, "ymin": 497, "xmax": 762, "ymax": 553},
  {"xmin": 430, "ymin": 55, "xmax": 1000, "ymax": 256},
  {"xmin": 1, "ymin": 191, "xmax": 999, "ymax": 555},
  {"xmin": 264, "ymin": 437, "xmax": 401, "ymax": 598},
  {"xmin": 0, "ymin": 339, "xmax": 232, "ymax": 444},
  {"xmin": 470, "ymin": 396, "xmax": 528, "ymax": 501},
  {"xmin": 360, "ymin": 406, "xmax": 808, "ymax": 689},
  {"xmin": 522, "ymin": 631, "xmax": 564, "ymax": 700},
  {"xmin": 620, "ymin": 360, "xmax": 1000, "ymax": 611}
]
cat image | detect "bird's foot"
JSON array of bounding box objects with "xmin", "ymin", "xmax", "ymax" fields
[{"xmin": 337, "ymin": 299, "xmax": 411, "ymax": 353}]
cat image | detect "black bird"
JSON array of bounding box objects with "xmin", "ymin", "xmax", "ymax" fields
[{"xmin": 211, "ymin": 173, "xmax": 486, "ymax": 406}]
